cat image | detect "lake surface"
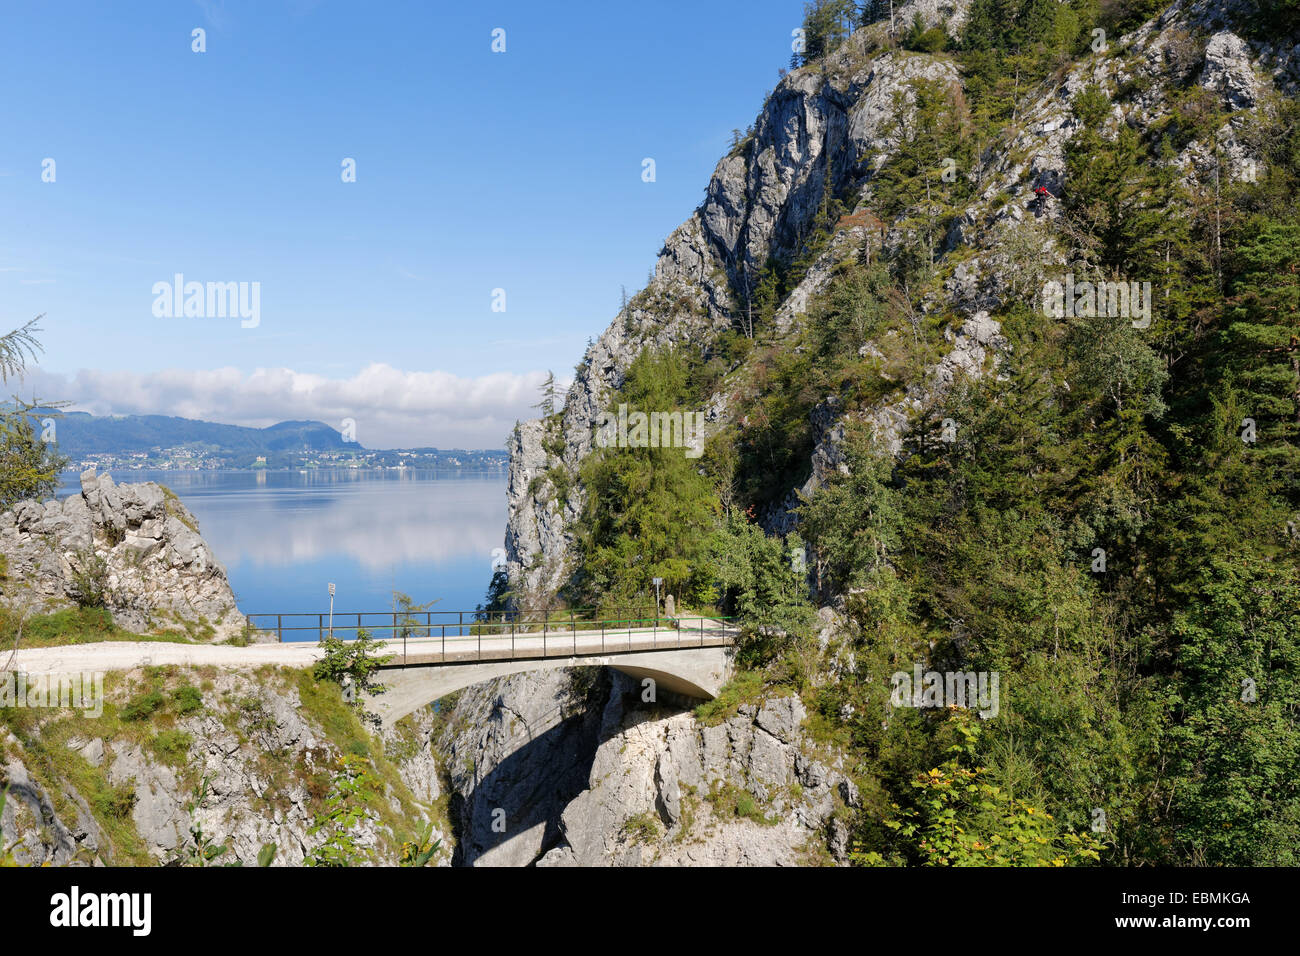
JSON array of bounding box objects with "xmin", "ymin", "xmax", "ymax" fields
[{"xmin": 57, "ymin": 470, "xmax": 507, "ymax": 639}]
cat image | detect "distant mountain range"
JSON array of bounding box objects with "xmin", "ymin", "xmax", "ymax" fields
[
  {"xmin": 50, "ymin": 412, "xmax": 359, "ymax": 456},
  {"xmin": 23, "ymin": 410, "xmax": 507, "ymax": 470}
]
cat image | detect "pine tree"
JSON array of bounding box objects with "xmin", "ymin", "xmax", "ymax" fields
[
  {"xmin": 534, "ymin": 370, "xmax": 558, "ymax": 417},
  {"xmin": 1213, "ymin": 219, "xmax": 1300, "ymax": 499},
  {"xmin": 0, "ymin": 317, "xmax": 67, "ymax": 508}
]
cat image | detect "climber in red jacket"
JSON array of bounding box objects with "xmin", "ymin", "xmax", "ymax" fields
[{"xmin": 1031, "ymin": 184, "xmax": 1053, "ymax": 216}]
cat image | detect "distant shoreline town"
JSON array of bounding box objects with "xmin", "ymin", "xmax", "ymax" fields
[
  {"xmin": 16, "ymin": 408, "xmax": 510, "ymax": 473},
  {"xmin": 64, "ymin": 447, "xmax": 509, "ymax": 473}
]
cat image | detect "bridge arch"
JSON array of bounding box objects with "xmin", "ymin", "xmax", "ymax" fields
[{"xmin": 372, "ymin": 646, "xmax": 732, "ymax": 726}]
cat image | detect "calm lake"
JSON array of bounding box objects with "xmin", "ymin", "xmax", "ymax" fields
[{"xmin": 57, "ymin": 469, "xmax": 508, "ymax": 638}]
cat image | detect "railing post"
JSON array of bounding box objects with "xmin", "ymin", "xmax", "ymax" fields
[
  {"xmin": 277, "ymin": 614, "xmax": 282, "ymax": 643},
  {"xmin": 319, "ymin": 614, "xmax": 323, "ymax": 642},
  {"xmin": 572, "ymin": 612, "xmax": 576, "ymax": 656},
  {"xmin": 459, "ymin": 610, "xmax": 463, "ymax": 637}
]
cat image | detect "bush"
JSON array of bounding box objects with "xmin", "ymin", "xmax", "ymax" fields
[
  {"xmin": 94, "ymin": 783, "xmax": 137, "ymax": 820},
  {"xmin": 853, "ymin": 719, "xmax": 1106, "ymax": 866},
  {"xmin": 120, "ymin": 690, "xmax": 165, "ymax": 721},
  {"xmin": 0, "ymin": 399, "xmax": 67, "ymax": 511},
  {"xmin": 171, "ymin": 685, "xmax": 203, "ymax": 715},
  {"xmin": 313, "ymin": 629, "xmax": 393, "ymax": 729},
  {"xmin": 68, "ymin": 549, "xmax": 111, "ymax": 609},
  {"xmin": 902, "ymin": 14, "xmax": 948, "ymax": 52},
  {"xmin": 694, "ymin": 670, "xmax": 766, "ymax": 726},
  {"xmin": 621, "ymin": 812, "xmax": 662, "ymax": 845},
  {"xmin": 149, "ymin": 729, "xmax": 193, "ymax": 766}
]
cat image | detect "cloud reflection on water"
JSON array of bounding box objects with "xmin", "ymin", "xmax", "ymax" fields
[{"xmin": 62, "ymin": 470, "xmax": 507, "ymax": 571}]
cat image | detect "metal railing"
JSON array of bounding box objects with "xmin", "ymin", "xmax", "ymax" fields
[{"xmin": 244, "ymin": 608, "xmax": 737, "ymax": 667}]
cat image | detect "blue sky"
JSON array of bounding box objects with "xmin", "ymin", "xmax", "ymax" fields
[{"xmin": 0, "ymin": 0, "xmax": 803, "ymax": 447}]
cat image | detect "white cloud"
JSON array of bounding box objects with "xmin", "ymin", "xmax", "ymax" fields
[{"xmin": 19, "ymin": 363, "xmax": 567, "ymax": 449}]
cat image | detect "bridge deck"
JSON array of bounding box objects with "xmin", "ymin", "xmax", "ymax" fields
[
  {"xmin": 375, "ymin": 621, "xmax": 735, "ymax": 668},
  {"xmin": 5, "ymin": 621, "xmax": 737, "ymax": 676}
]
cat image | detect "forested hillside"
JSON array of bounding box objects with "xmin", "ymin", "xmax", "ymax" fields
[{"xmin": 494, "ymin": 0, "xmax": 1300, "ymax": 865}]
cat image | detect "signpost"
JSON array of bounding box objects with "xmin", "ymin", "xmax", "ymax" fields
[
  {"xmin": 652, "ymin": 577, "xmax": 663, "ymax": 620},
  {"xmin": 328, "ymin": 582, "xmax": 335, "ymax": 637}
]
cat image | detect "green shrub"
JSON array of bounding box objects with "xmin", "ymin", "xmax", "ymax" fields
[
  {"xmin": 705, "ymin": 780, "xmax": 777, "ymax": 826},
  {"xmin": 171, "ymin": 685, "xmax": 203, "ymax": 715},
  {"xmin": 149, "ymin": 729, "xmax": 193, "ymax": 767},
  {"xmin": 621, "ymin": 812, "xmax": 662, "ymax": 845},
  {"xmin": 120, "ymin": 690, "xmax": 165, "ymax": 721},
  {"xmin": 694, "ymin": 670, "xmax": 765, "ymax": 726},
  {"xmin": 0, "ymin": 395, "xmax": 67, "ymax": 510},
  {"xmin": 312, "ymin": 629, "xmax": 393, "ymax": 729},
  {"xmin": 68, "ymin": 549, "xmax": 111, "ymax": 609},
  {"xmin": 94, "ymin": 783, "xmax": 137, "ymax": 820}
]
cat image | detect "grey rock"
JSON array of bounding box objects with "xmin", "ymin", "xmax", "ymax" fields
[
  {"xmin": 1201, "ymin": 31, "xmax": 1259, "ymax": 110},
  {"xmin": 436, "ymin": 670, "xmax": 850, "ymax": 866},
  {"xmin": 756, "ymin": 695, "xmax": 806, "ymax": 744},
  {"xmin": 1, "ymin": 754, "xmax": 104, "ymax": 865},
  {"xmin": 0, "ymin": 473, "xmax": 246, "ymax": 641}
]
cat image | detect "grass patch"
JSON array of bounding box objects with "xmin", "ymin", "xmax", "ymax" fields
[
  {"xmin": 705, "ymin": 780, "xmax": 778, "ymax": 827},
  {"xmin": 2, "ymin": 607, "xmax": 196, "ymax": 649},
  {"xmin": 171, "ymin": 685, "xmax": 203, "ymax": 715},
  {"xmin": 694, "ymin": 670, "xmax": 765, "ymax": 726},
  {"xmin": 386, "ymin": 715, "xmax": 425, "ymax": 764},
  {"xmin": 120, "ymin": 690, "xmax": 165, "ymax": 722},
  {"xmin": 621, "ymin": 811, "xmax": 662, "ymax": 846},
  {"xmin": 147, "ymin": 729, "xmax": 193, "ymax": 767}
]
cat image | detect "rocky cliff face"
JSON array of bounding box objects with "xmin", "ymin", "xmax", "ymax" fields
[
  {"xmin": 503, "ymin": 32, "xmax": 960, "ymax": 601},
  {"xmin": 503, "ymin": 0, "xmax": 1300, "ymax": 598},
  {"xmin": 0, "ymin": 664, "xmax": 449, "ymax": 866},
  {"xmin": 0, "ymin": 470, "xmax": 246, "ymax": 642},
  {"xmin": 435, "ymin": 668, "xmax": 855, "ymax": 866}
]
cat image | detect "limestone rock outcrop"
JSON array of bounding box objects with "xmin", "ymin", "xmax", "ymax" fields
[
  {"xmin": 437, "ymin": 669, "xmax": 854, "ymax": 866},
  {"xmin": 0, "ymin": 667, "xmax": 450, "ymax": 866},
  {"xmin": 0, "ymin": 469, "xmax": 246, "ymax": 641}
]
